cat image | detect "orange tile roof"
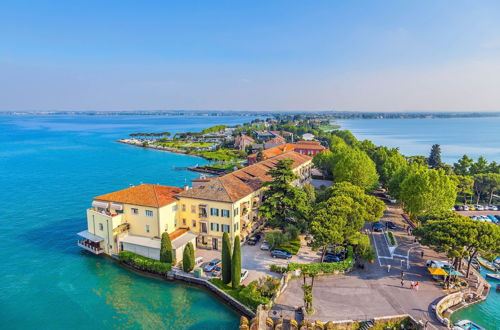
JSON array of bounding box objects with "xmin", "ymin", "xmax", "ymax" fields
[
  {"xmin": 294, "ymin": 141, "xmax": 327, "ymax": 150},
  {"xmin": 249, "ymin": 143, "xmax": 295, "ymax": 159},
  {"xmin": 94, "ymin": 184, "xmax": 183, "ymax": 208},
  {"xmin": 169, "ymin": 228, "xmax": 187, "ymax": 240},
  {"xmin": 179, "ymin": 151, "xmax": 312, "ymax": 203}
]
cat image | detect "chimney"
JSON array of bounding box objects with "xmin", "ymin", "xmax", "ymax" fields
[{"xmin": 183, "ymin": 185, "xmax": 190, "ymax": 191}]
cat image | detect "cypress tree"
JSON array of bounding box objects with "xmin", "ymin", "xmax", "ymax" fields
[
  {"xmin": 182, "ymin": 242, "xmax": 195, "ymax": 272},
  {"xmin": 221, "ymin": 232, "xmax": 232, "ymax": 284},
  {"xmin": 160, "ymin": 232, "xmax": 174, "ymax": 263},
  {"xmin": 231, "ymin": 236, "xmax": 241, "ymax": 288}
]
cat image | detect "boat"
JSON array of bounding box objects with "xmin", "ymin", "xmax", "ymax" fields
[
  {"xmin": 497, "ymin": 284, "xmax": 500, "ymax": 292},
  {"xmin": 485, "ymin": 273, "xmax": 500, "ymax": 280},
  {"xmin": 477, "ymin": 257, "xmax": 498, "ymax": 271},
  {"xmin": 453, "ymin": 319, "xmax": 486, "ymax": 330}
]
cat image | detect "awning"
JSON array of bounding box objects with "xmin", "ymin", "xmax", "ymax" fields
[
  {"xmin": 77, "ymin": 230, "xmax": 104, "ymax": 242},
  {"xmin": 92, "ymin": 200, "xmax": 109, "ymax": 209},
  {"xmin": 428, "ymin": 267, "xmax": 447, "ymax": 276},
  {"xmin": 445, "ymin": 269, "xmax": 464, "ymax": 277},
  {"xmin": 110, "ymin": 203, "xmax": 123, "ymax": 210}
]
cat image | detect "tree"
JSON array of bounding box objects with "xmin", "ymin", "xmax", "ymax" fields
[
  {"xmin": 329, "ymin": 144, "xmax": 379, "ymax": 191},
  {"xmin": 399, "ymin": 164, "xmax": 457, "ymax": 220},
  {"xmin": 428, "ymin": 144, "xmax": 442, "ymax": 168},
  {"xmin": 470, "ymin": 156, "xmax": 489, "ymax": 175},
  {"xmin": 452, "ymin": 175, "xmax": 474, "ymax": 205},
  {"xmin": 231, "ymin": 236, "xmax": 242, "ymax": 288},
  {"xmin": 221, "ymin": 232, "xmax": 232, "ymax": 285},
  {"xmin": 160, "ymin": 232, "xmax": 174, "ymax": 263},
  {"xmin": 265, "ymin": 231, "xmax": 287, "ymax": 250},
  {"xmin": 259, "ymin": 159, "xmax": 309, "ymax": 230},
  {"xmin": 370, "ymin": 147, "xmax": 408, "ymax": 187},
  {"xmin": 474, "ymin": 173, "xmax": 500, "ymax": 204},
  {"xmin": 453, "ymin": 155, "xmax": 473, "ymax": 175},
  {"xmin": 182, "ymin": 242, "xmax": 195, "ymax": 272},
  {"xmin": 256, "ymin": 150, "xmax": 264, "ymax": 162}
]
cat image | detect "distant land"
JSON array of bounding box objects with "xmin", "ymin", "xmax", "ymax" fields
[{"xmin": 1, "ymin": 110, "xmax": 500, "ymax": 119}]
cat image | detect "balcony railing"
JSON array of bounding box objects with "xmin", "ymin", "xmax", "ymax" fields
[{"xmin": 77, "ymin": 240, "xmax": 104, "ymax": 254}]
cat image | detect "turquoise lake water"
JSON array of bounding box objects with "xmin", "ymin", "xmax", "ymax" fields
[
  {"xmin": 337, "ymin": 117, "xmax": 500, "ymax": 164},
  {"xmin": 0, "ymin": 114, "xmax": 263, "ymax": 329}
]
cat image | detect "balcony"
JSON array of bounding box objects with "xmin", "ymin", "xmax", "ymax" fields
[{"xmin": 77, "ymin": 239, "xmax": 104, "ymax": 254}]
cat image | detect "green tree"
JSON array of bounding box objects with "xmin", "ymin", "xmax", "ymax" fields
[
  {"xmin": 303, "ymin": 183, "xmax": 316, "ymax": 203},
  {"xmin": 182, "ymin": 242, "xmax": 195, "ymax": 272},
  {"xmin": 399, "ymin": 164, "xmax": 457, "ymax": 220},
  {"xmin": 452, "ymin": 175, "xmax": 474, "ymax": 205},
  {"xmin": 259, "ymin": 159, "xmax": 309, "ymax": 229},
  {"xmin": 329, "ymin": 144, "xmax": 379, "ymax": 191},
  {"xmin": 428, "ymin": 144, "xmax": 442, "ymax": 168},
  {"xmin": 160, "ymin": 232, "xmax": 174, "ymax": 263},
  {"xmin": 265, "ymin": 231, "xmax": 286, "ymax": 250},
  {"xmin": 221, "ymin": 232, "xmax": 232, "ymax": 285},
  {"xmin": 470, "ymin": 156, "xmax": 489, "ymax": 175},
  {"xmin": 231, "ymin": 236, "xmax": 242, "ymax": 288},
  {"xmin": 474, "ymin": 173, "xmax": 500, "ymax": 204},
  {"xmin": 453, "ymin": 155, "xmax": 473, "ymax": 175}
]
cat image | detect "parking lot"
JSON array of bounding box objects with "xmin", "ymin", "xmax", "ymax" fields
[{"xmin": 194, "ymin": 235, "xmax": 321, "ymax": 285}]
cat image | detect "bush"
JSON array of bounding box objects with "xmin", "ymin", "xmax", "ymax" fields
[
  {"xmin": 182, "ymin": 242, "xmax": 195, "ymax": 272},
  {"xmin": 160, "ymin": 232, "xmax": 174, "ymax": 263},
  {"xmin": 269, "ymin": 264, "xmax": 288, "ymax": 274},
  {"xmin": 277, "ymin": 237, "xmax": 301, "ymax": 255},
  {"xmin": 287, "ymin": 257, "xmax": 354, "ymax": 274},
  {"xmin": 119, "ymin": 251, "xmax": 171, "ymax": 275},
  {"xmin": 387, "ymin": 231, "xmax": 396, "ymax": 246}
]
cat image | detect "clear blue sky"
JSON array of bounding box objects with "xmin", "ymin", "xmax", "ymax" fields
[{"xmin": 1, "ymin": 1, "xmax": 500, "ymax": 111}]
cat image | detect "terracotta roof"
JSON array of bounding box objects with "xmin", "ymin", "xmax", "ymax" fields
[
  {"xmin": 249, "ymin": 143, "xmax": 295, "ymax": 160},
  {"xmin": 94, "ymin": 184, "xmax": 183, "ymax": 208},
  {"xmin": 270, "ymin": 130, "xmax": 293, "ymax": 136},
  {"xmin": 266, "ymin": 136, "xmax": 286, "ymax": 145},
  {"xmin": 293, "ymin": 141, "xmax": 327, "ymax": 150},
  {"xmin": 178, "ymin": 151, "xmax": 311, "ymax": 203},
  {"xmin": 169, "ymin": 228, "xmax": 188, "ymax": 241}
]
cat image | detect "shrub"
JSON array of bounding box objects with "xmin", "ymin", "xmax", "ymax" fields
[
  {"xmin": 119, "ymin": 251, "xmax": 171, "ymax": 275},
  {"xmin": 387, "ymin": 231, "xmax": 396, "ymax": 246},
  {"xmin": 287, "ymin": 257, "xmax": 354, "ymax": 274},
  {"xmin": 277, "ymin": 237, "xmax": 301, "ymax": 255},
  {"xmin": 182, "ymin": 242, "xmax": 195, "ymax": 272},
  {"xmin": 269, "ymin": 264, "xmax": 288, "ymax": 274}
]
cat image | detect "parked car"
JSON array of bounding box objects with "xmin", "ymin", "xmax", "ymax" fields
[
  {"xmin": 211, "ymin": 264, "xmax": 222, "ymax": 277},
  {"xmin": 487, "ymin": 205, "xmax": 498, "ymax": 211},
  {"xmin": 203, "ymin": 258, "xmax": 221, "ymax": 272},
  {"xmin": 324, "ymin": 255, "xmax": 341, "ymax": 263},
  {"xmin": 475, "ymin": 205, "xmax": 485, "ymax": 211},
  {"xmin": 386, "ymin": 221, "xmax": 397, "ymax": 229},
  {"xmin": 260, "ymin": 242, "xmax": 270, "ymax": 251},
  {"xmin": 462, "ymin": 205, "xmax": 469, "ymax": 211},
  {"xmin": 247, "ymin": 236, "xmax": 259, "ymax": 246},
  {"xmin": 194, "ymin": 256, "xmax": 204, "ymax": 267},
  {"xmin": 271, "ymin": 250, "xmax": 292, "ymax": 259},
  {"xmin": 372, "ymin": 222, "xmax": 383, "ymax": 232},
  {"xmin": 240, "ymin": 269, "xmax": 249, "ymax": 283}
]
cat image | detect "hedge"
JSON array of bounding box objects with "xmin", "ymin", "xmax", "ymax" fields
[
  {"xmin": 387, "ymin": 231, "xmax": 396, "ymax": 246},
  {"xmin": 286, "ymin": 257, "xmax": 354, "ymax": 274},
  {"xmin": 277, "ymin": 238, "xmax": 301, "ymax": 255},
  {"xmin": 209, "ymin": 278, "xmax": 269, "ymax": 311},
  {"xmin": 119, "ymin": 251, "xmax": 172, "ymax": 275}
]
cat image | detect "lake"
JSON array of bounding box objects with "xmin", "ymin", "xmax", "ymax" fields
[
  {"xmin": 0, "ymin": 114, "xmax": 262, "ymax": 329},
  {"xmin": 337, "ymin": 117, "xmax": 500, "ymax": 164}
]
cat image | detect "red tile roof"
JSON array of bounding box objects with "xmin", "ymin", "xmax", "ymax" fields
[{"xmin": 94, "ymin": 184, "xmax": 183, "ymax": 208}]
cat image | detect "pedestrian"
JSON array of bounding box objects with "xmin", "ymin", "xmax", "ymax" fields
[
  {"xmin": 400, "ymin": 271, "xmax": 404, "ymax": 279},
  {"xmin": 410, "ymin": 281, "xmax": 415, "ymax": 289},
  {"xmin": 387, "ymin": 264, "xmax": 391, "ymax": 273},
  {"xmin": 421, "ymin": 251, "xmax": 424, "ymax": 258},
  {"xmin": 401, "ymin": 279, "xmax": 404, "ymax": 287},
  {"xmin": 415, "ymin": 281, "xmax": 420, "ymax": 291}
]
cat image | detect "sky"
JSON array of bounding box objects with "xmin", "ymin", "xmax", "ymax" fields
[{"xmin": 1, "ymin": 1, "xmax": 500, "ymax": 112}]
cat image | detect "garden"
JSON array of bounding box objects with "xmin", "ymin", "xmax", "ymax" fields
[{"xmin": 119, "ymin": 251, "xmax": 172, "ymax": 275}]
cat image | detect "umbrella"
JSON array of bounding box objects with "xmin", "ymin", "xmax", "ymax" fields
[
  {"xmin": 428, "ymin": 267, "xmax": 447, "ymax": 275},
  {"xmin": 445, "ymin": 269, "xmax": 464, "ymax": 277}
]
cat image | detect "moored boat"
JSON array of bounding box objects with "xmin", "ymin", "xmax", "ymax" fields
[
  {"xmin": 477, "ymin": 257, "xmax": 497, "ymax": 271},
  {"xmin": 485, "ymin": 273, "xmax": 500, "ymax": 280},
  {"xmin": 453, "ymin": 319, "xmax": 486, "ymax": 330}
]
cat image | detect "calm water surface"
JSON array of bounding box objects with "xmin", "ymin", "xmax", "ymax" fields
[
  {"xmin": 0, "ymin": 114, "xmax": 261, "ymax": 329},
  {"xmin": 337, "ymin": 117, "xmax": 500, "ymax": 163}
]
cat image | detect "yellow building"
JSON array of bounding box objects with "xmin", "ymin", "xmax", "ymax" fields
[
  {"xmin": 77, "ymin": 184, "xmax": 197, "ymax": 261},
  {"xmin": 176, "ymin": 151, "xmax": 312, "ymax": 250}
]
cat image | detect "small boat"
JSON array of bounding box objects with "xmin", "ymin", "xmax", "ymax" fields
[
  {"xmin": 453, "ymin": 319, "xmax": 486, "ymax": 330},
  {"xmin": 485, "ymin": 273, "xmax": 500, "ymax": 280},
  {"xmin": 477, "ymin": 257, "xmax": 497, "ymax": 271}
]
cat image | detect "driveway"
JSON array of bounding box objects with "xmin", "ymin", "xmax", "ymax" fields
[{"xmin": 241, "ymin": 236, "xmax": 321, "ymax": 284}]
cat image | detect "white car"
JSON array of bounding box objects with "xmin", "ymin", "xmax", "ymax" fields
[
  {"xmin": 240, "ymin": 269, "xmax": 249, "ymax": 283},
  {"xmin": 474, "ymin": 205, "xmax": 484, "ymax": 211},
  {"xmin": 260, "ymin": 242, "xmax": 270, "ymax": 251},
  {"xmin": 487, "ymin": 205, "xmax": 498, "ymax": 211},
  {"xmin": 462, "ymin": 205, "xmax": 469, "ymax": 211}
]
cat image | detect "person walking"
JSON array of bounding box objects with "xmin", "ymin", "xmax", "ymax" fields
[
  {"xmin": 410, "ymin": 281, "xmax": 415, "ymax": 289},
  {"xmin": 400, "ymin": 271, "xmax": 404, "ymax": 280},
  {"xmin": 421, "ymin": 251, "xmax": 424, "ymax": 258},
  {"xmin": 387, "ymin": 264, "xmax": 391, "ymax": 273},
  {"xmin": 401, "ymin": 279, "xmax": 404, "ymax": 287},
  {"xmin": 415, "ymin": 281, "xmax": 420, "ymax": 291}
]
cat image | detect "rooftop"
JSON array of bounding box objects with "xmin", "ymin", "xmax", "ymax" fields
[
  {"xmin": 94, "ymin": 184, "xmax": 183, "ymax": 208},
  {"xmin": 178, "ymin": 151, "xmax": 311, "ymax": 203}
]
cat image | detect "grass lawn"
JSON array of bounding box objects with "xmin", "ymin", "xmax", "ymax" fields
[{"xmin": 277, "ymin": 238, "xmax": 301, "ymax": 255}]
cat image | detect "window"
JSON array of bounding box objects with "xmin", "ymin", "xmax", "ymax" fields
[
  {"xmin": 131, "ymin": 208, "xmax": 139, "ymax": 214},
  {"xmin": 222, "ymin": 224, "xmax": 230, "ymax": 233},
  {"xmin": 99, "ymin": 223, "xmax": 103, "ymax": 231},
  {"xmin": 234, "ymin": 208, "xmax": 239, "ymax": 216},
  {"xmin": 210, "ymin": 222, "xmax": 219, "ymax": 232},
  {"xmin": 199, "ymin": 206, "xmax": 208, "ymax": 218},
  {"xmin": 200, "ymin": 222, "xmax": 208, "ymax": 234},
  {"xmin": 146, "ymin": 210, "xmax": 153, "ymax": 217},
  {"xmin": 182, "ymin": 218, "xmax": 186, "ymax": 226},
  {"xmin": 221, "ymin": 209, "xmax": 230, "ymax": 218},
  {"xmin": 172, "ymin": 204, "xmax": 178, "ymax": 211},
  {"xmin": 191, "ymin": 205, "xmax": 196, "ymax": 213},
  {"xmin": 210, "ymin": 208, "xmax": 219, "ymax": 216},
  {"xmin": 192, "ymin": 220, "xmax": 196, "ymax": 228},
  {"xmin": 234, "ymin": 223, "xmax": 238, "ymax": 232},
  {"xmin": 182, "ymin": 204, "xmax": 186, "ymax": 212},
  {"xmin": 146, "ymin": 225, "xmax": 150, "ymax": 233}
]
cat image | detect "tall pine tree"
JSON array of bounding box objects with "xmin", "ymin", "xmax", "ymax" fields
[{"xmin": 428, "ymin": 144, "xmax": 442, "ymax": 168}]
